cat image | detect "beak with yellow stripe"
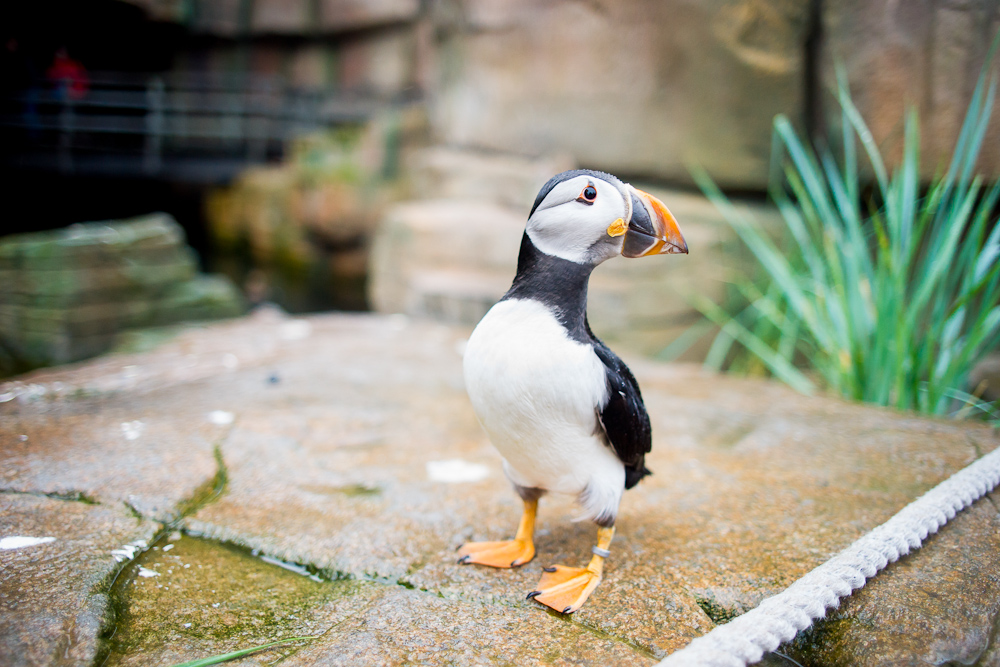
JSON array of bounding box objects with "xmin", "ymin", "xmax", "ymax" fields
[{"xmin": 620, "ymin": 186, "xmax": 688, "ymax": 258}]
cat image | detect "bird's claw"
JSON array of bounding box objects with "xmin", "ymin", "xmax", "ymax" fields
[{"xmin": 527, "ymin": 564, "xmax": 602, "ymax": 614}]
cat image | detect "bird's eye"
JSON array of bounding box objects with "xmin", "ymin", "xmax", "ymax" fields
[{"xmin": 578, "ymin": 185, "xmax": 598, "ymax": 203}]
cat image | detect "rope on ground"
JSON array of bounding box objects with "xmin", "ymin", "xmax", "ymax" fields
[{"xmin": 657, "ymin": 445, "xmax": 1000, "ymax": 667}]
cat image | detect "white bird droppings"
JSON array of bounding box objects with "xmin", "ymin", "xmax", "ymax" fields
[
  {"xmin": 279, "ymin": 320, "xmax": 312, "ymax": 341},
  {"xmin": 138, "ymin": 566, "xmax": 159, "ymax": 578},
  {"xmin": 0, "ymin": 536, "xmax": 55, "ymax": 550},
  {"xmin": 111, "ymin": 540, "xmax": 148, "ymax": 562},
  {"xmin": 208, "ymin": 410, "xmax": 235, "ymax": 425},
  {"xmin": 426, "ymin": 459, "xmax": 490, "ymax": 483},
  {"xmin": 121, "ymin": 421, "xmax": 145, "ymax": 441}
]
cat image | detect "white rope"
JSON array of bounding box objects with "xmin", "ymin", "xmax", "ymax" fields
[{"xmin": 657, "ymin": 445, "xmax": 1000, "ymax": 667}]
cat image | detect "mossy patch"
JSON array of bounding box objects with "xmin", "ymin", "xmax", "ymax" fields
[
  {"xmin": 692, "ymin": 592, "xmax": 743, "ymax": 625},
  {"xmin": 102, "ymin": 535, "xmax": 372, "ymax": 666},
  {"xmin": 174, "ymin": 446, "xmax": 228, "ymax": 521}
]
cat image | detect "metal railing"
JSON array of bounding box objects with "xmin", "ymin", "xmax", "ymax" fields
[{"xmin": 0, "ymin": 71, "xmax": 391, "ymax": 182}]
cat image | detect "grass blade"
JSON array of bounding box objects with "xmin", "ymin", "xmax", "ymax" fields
[{"xmin": 169, "ymin": 636, "xmax": 317, "ymax": 667}]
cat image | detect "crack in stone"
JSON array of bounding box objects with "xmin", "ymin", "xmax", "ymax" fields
[
  {"xmin": 92, "ymin": 441, "xmax": 231, "ymax": 667},
  {"xmin": 971, "ymin": 601, "xmax": 1000, "ymax": 667},
  {"xmin": 0, "ymin": 488, "xmax": 100, "ymax": 505},
  {"xmin": 984, "ymin": 490, "xmax": 1000, "ymax": 515},
  {"xmin": 172, "ymin": 443, "xmax": 229, "ymax": 524},
  {"xmin": 967, "ymin": 432, "xmax": 987, "ymax": 459},
  {"xmin": 559, "ymin": 613, "xmax": 660, "ymax": 661},
  {"xmin": 373, "ymin": 574, "xmax": 662, "ymax": 662}
]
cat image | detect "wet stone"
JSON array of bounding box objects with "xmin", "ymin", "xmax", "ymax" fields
[
  {"xmin": 0, "ymin": 493, "xmax": 159, "ymax": 666},
  {"xmin": 783, "ymin": 491, "xmax": 1000, "ymax": 667},
  {"xmin": 103, "ymin": 535, "xmax": 377, "ymax": 667},
  {"xmin": 106, "ymin": 534, "xmax": 655, "ymax": 667},
  {"xmin": 0, "ymin": 397, "xmax": 222, "ymax": 522},
  {"xmin": 1, "ymin": 311, "xmax": 999, "ymax": 665}
]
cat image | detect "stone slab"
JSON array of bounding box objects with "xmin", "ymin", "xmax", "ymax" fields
[
  {"xmin": 0, "ymin": 214, "xmax": 244, "ymax": 374},
  {"xmin": 404, "ymin": 146, "xmax": 576, "ymax": 213},
  {"xmin": 1, "ymin": 378, "xmax": 224, "ymax": 523},
  {"xmin": 105, "ymin": 535, "xmax": 654, "ymax": 666},
  {"xmin": 784, "ymin": 491, "xmax": 1000, "ymax": 666},
  {"xmin": 0, "ymin": 213, "xmax": 187, "ymax": 270},
  {"xmin": 2, "ymin": 310, "xmax": 998, "ymax": 664},
  {"xmin": 0, "ymin": 494, "xmax": 159, "ymax": 667},
  {"xmin": 317, "ymin": 0, "xmax": 420, "ymax": 34}
]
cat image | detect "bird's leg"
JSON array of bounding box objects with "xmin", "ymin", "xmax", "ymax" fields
[
  {"xmin": 457, "ymin": 498, "xmax": 536, "ymax": 568},
  {"xmin": 527, "ymin": 525, "xmax": 615, "ymax": 614}
]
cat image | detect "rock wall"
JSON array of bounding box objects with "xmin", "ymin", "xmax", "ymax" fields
[
  {"xmin": 430, "ymin": 0, "xmax": 812, "ymax": 189},
  {"xmin": 821, "ymin": 0, "xmax": 1000, "ymax": 179},
  {"xmin": 124, "ymin": 0, "xmax": 1000, "ymax": 186}
]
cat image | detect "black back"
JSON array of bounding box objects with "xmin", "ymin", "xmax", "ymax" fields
[{"xmin": 589, "ymin": 324, "xmax": 652, "ymax": 489}]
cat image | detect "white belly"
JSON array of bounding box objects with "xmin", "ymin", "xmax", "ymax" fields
[{"xmin": 463, "ymin": 299, "xmax": 624, "ymax": 511}]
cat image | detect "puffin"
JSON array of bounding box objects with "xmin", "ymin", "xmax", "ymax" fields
[{"xmin": 459, "ymin": 169, "xmax": 688, "ymax": 613}]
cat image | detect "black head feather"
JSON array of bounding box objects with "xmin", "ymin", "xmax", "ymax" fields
[{"xmin": 528, "ymin": 169, "xmax": 623, "ymax": 218}]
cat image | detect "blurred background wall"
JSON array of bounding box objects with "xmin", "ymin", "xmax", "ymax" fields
[{"xmin": 1, "ymin": 0, "xmax": 999, "ymax": 372}]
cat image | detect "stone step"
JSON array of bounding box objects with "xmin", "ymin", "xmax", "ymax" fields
[{"xmin": 368, "ymin": 189, "xmax": 781, "ymax": 358}]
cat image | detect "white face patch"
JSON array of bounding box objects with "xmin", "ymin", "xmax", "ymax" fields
[{"xmin": 526, "ymin": 175, "xmax": 630, "ymax": 264}]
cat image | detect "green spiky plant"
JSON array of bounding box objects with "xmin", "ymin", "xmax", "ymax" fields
[{"xmin": 689, "ymin": 50, "xmax": 1000, "ymax": 419}]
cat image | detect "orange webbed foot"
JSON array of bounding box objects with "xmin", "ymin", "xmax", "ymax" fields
[
  {"xmin": 526, "ymin": 564, "xmax": 602, "ymax": 614},
  {"xmin": 457, "ymin": 538, "xmax": 535, "ymax": 568}
]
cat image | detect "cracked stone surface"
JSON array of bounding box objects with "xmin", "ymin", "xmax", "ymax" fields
[
  {"xmin": 0, "ymin": 493, "xmax": 159, "ymax": 666},
  {"xmin": 1, "ymin": 308, "xmax": 999, "ymax": 665}
]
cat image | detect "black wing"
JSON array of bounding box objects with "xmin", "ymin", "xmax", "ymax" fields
[{"xmin": 590, "ymin": 333, "xmax": 652, "ymax": 490}]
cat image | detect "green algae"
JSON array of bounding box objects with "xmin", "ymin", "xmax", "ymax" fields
[
  {"xmin": 692, "ymin": 593, "xmax": 742, "ymax": 625},
  {"xmin": 174, "ymin": 446, "xmax": 228, "ymax": 521},
  {"xmin": 298, "ymin": 482, "xmax": 381, "ymax": 497},
  {"xmin": 101, "ymin": 535, "xmax": 367, "ymax": 666},
  {"xmin": 0, "ymin": 489, "xmax": 100, "ymax": 505}
]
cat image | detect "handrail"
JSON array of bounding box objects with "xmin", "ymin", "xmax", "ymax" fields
[{"xmin": 0, "ymin": 71, "xmax": 401, "ymax": 180}]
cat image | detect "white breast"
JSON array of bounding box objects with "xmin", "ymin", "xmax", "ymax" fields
[{"xmin": 463, "ymin": 299, "xmax": 625, "ymax": 516}]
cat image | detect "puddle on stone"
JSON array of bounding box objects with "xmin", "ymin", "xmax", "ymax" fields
[{"xmin": 102, "ymin": 535, "xmax": 370, "ymax": 666}]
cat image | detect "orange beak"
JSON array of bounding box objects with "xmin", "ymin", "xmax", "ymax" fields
[{"xmin": 622, "ymin": 186, "xmax": 688, "ymax": 258}]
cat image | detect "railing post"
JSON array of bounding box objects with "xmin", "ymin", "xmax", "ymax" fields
[
  {"xmin": 144, "ymin": 77, "xmax": 164, "ymax": 174},
  {"xmin": 246, "ymin": 83, "xmax": 267, "ymax": 164},
  {"xmin": 57, "ymin": 89, "xmax": 74, "ymax": 173}
]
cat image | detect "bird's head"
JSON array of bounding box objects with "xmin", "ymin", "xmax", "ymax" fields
[{"xmin": 525, "ymin": 169, "xmax": 688, "ymax": 266}]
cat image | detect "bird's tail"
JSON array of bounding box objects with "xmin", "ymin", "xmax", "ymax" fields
[{"xmin": 624, "ymin": 463, "xmax": 651, "ymax": 490}]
